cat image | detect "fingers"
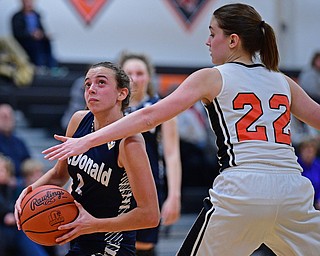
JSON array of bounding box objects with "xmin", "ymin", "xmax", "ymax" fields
[
  {"xmin": 15, "ymin": 186, "xmax": 33, "ymax": 230},
  {"xmin": 42, "ymin": 135, "xmax": 69, "ymax": 160},
  {"xmin": 54, "ymin": 134, "xmax": 68, "ymax": 142},
  {"xmin": 160, "ymin": 204, "xmax": 180, "ymax": 226},
  {"xmin": 14, "ymin": 206, "xmax": 21, "ymax": 230},
  {"xmin": 58, "ymin": 201, "xmax": 81, "ymax": 231},
  {"xmin": 42, "ymin": 146, "xmax": 70, "ymax": 161},
  {"xmin": 162, "ymin": 213, "xmax": 180, "ymax": 226},
  {"xmin": 43, "ymin": 149, "xmax": 68, "ymax": 161},
  {"xmin": 56, "ymin": 228, "xmax": 77, "ymax": 245},
  {"xmin": 74, "ymin": 200, "xmax": 82, "ymax": 209}
]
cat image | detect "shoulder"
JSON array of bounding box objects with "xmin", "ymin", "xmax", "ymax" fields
[
  {"xmin": 118, "ymin": 133, "xmax": 146, "ymax": 166},
  {"xmin": 12, "ymin": 11, "xmax": 23, "ymax": 20},
  {"xmin": 120, "ymin": 133, "xmax": 145, "ymax": 149},
  {"xmin": 65, "ymin": 110, "xmax": 90, "ymax": 137},
  {"xmin": 192, "ymin": 67, "xmax": 222, "ymax": 104}
]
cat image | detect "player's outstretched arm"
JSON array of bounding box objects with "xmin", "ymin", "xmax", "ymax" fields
[
  {"xmin": 42, "ymin": 68, "xmax": 219, "ymax": 161},
  {"xmin": 43, "ymin": 134, "xmax": 91, "ymax": 160}
]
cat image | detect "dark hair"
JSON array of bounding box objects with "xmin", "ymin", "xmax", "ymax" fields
[
  {"xmin": 118, "ymin": 51, "xmax": 156, "ymax": 97},
  {"xmin": 311, "ymin": 52, "xmax": 320, "ymax": 67},
  {"xmin": 88, "ymin": 62, "xmax": 131, "ymax": 111},
  {"xmin": 213, "ymin": 3, "xmax": 279, "ymax": 71}
]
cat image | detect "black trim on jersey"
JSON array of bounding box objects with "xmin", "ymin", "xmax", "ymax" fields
[
  {"xmin": 205, "ymin": 99, "xmax": 236, "ymax": 171},
  {"xmin": 227, "ymin": 62, "xmax": 265, "ymax": 68},
  {"xmin": 177, "ymin": 198, "xmax": 215, "ymax": 256}
]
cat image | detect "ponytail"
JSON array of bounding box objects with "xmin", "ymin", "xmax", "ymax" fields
[
  {"xmin": 214, "ymin": 3, "xmax": 280, "ymax": 72},
  {"xmin": 260, "ymin": 22, "xmax": 279, "ymax": 71}
]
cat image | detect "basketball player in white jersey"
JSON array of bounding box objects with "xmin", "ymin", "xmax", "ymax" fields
[{"xmin": 43, "ymin": 3, "xmax": 320, "ymax": 255}]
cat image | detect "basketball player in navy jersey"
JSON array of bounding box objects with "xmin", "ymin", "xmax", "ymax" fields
[
  {"xmin": 15, "ymin": 62, "xmax": 160, "ymax": 256},
  {"xmin": 119, "ymin": 52, "xmax": 182, "ymax": 256},
  {"xmin": 44, "ymin": 3, "xmax": 320, "ymax": 255}
]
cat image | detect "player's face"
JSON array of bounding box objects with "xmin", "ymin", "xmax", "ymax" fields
[
  {"xmin": 84, "ymin": 67, "xmax": 120, "ymax": 114},
  {"xmin": 0, "ymin": 160, "xmax": 10, "ymax": 184},
  {"xmin": 0, "ymin": 106, "xmax": 15, "ymax": 134},
  {"xmin": 206, "ymin": 17, "xmax": 230, "ymax": 65},
  {"xmin": 122, "ymin": 59, "xmax": 150, "ymax": 99}
]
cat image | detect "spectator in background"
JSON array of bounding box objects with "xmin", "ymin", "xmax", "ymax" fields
[
  {"xmin": 21, "ymin": 158, "xmax": 44, "ymax": 187},
  {"xmin": 298, "ymin": 51, "xmax": 320, "ymax": 103},
  {"xmin": 11, "ymin": 0, "xmax": 58, "ymax": 70},
  {"xmin": 297, "ymin": 139, "xmax": 320, "ymax": 210},
  {"xmin": 0, "ymin": 104, "xmax": 31, "ymax": 183},
  {"xmin": 290, "ymin": 115, "xmax": 319, "ymax": 149},
  {"xmin": 119, "ymin": 51, "xmax": 182, "ymax": 256},
  {"xmin": 0, "ymin": 154, "xmax": 49, "ymax": 256},
  {"xmin": 165, "ymin": 84, "xmax": 219, "ymax": 188},
  {"xmin": 21, "ymin": 158, "xmax": 60, "ymax": 256}
]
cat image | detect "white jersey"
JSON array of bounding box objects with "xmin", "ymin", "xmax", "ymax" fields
[{"xmin": 205, "ymin": 62, "xmax": 302, "ymax": 172}]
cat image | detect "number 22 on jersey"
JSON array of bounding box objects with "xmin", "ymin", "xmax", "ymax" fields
[{"xmin": 233, "ymin": 92, "xmax": 291, "ymax": 145}]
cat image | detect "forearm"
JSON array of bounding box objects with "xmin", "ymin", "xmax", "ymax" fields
[
  {"xmin": 95, "ymin": 206, "xmax": 160, "ymax": 233},
  {"xmin": 165, "ymin": 155, "xmax": 182, "ymax": 199},
  {"xmin": 87, "ymin": 107, "xmax": 158, "ymax": 148},
  {"xmin": 162, "ymin": 118, "xmax": 182, "ymax": 199}
]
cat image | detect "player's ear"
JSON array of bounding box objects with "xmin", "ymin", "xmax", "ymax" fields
[
  {"xmin": 229, "ymin": 34, "xmax": 239, "ymax": 48},
  {"xmin": 118, "ymin": 88, "xmax": 129, "ymax": 101}
]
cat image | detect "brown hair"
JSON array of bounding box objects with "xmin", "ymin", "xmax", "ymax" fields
[
  {"xmin": 213, "ymin": 3, "xmax": 279, "ymax": 71},
  {"xmin": 88, "ymin": 62, "xmax": 131, "ymax": 111},
  {"xmin": 311, "ymin": 52, "xmax": 320, "ymax": 67},
  {"xmin": 0, "ymin": 153, "xmax": 14, "ymax": 177},
  {"xmin": 118, "ymin": 51, "xmax": 156, "ymax": 97}
]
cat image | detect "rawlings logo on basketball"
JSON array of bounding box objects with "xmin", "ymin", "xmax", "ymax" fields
[{"xmin": 30, "ymin": 191, "xmax": 66, "ymax": 211}]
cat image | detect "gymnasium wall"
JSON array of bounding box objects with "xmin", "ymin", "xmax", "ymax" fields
[{"xmin": 1, "ymin": 0, "xmax": 320, "ymax": 70}]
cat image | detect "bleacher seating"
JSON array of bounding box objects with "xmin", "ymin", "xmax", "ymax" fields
[{"xmin": 0, "ymin": 65, "xmax": 85, "ymax": 134}]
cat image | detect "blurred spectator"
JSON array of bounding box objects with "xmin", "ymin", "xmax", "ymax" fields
[
  {"xmin": 0, "ymin": 103, "xmax": 31, "ymax": 182},
  {"xmin": 290, "ymin": 115, "xmax": 319, "ymax": 149},
  {"xmin": 0, "ymin": 154, "xmax": 49, "ymax": 256},
  {"xmin": 119, "ymin": 51, "xmax": 182, "ymax": 255},
  {"xmin": 21, "ymin": 158, "xmax": 44, "ymax": 187},
  {"xmin": 165, "ymin": 84, "xmax": 219, "ymax": 188},
  {"xmin": 297, "ymin": 139, "xmax": 320, "ymax": 210},
  {"xmin": 298, "ymin": 51, "xmax": 320, "ymax": 103},
  {"xmin": 11, "ymin": 0, "xmax": 58, "ymax": 70},
  {"xmin": 0, "ymin": 36, "xmax": 34, "ymax": 87},
  {"xmin": 60, "ymin": 76, "xmax": 86, "ymax": 131},
  {"xmin": 21, "ymin": 158, "xmax": 62, "ymax": 256}
]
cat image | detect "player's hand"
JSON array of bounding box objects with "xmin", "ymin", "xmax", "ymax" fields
[
  {"xmin": 14, "ymin": 185, "xmax": 33, "ymax": 230},
  {"xmin": 42, "ymin": 135, "xmax": 90, "ymax": 161},
  {"xmin": 160, "ymin": 196, "xmax": 181, "ymax": 226},
  {"xmin": 56, "ymin": 201, "xmax": 98, "ymax": 245}
]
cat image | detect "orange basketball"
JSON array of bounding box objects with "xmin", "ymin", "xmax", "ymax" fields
[{"xmin": 20, "ymin": 185, "xmax": 79, "ymax": 246}]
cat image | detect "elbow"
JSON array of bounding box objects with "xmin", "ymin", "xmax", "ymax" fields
[
  {"xmin": 145, "ymin": 207, "xmax": 161, "ymax": 228},
  {"xmin": 141, "ymin": 107, "xmax": 157, "ymax": 131},
  {"xmin": 151, "ymin": 213, "xmax": 161, "ymax": 228}
]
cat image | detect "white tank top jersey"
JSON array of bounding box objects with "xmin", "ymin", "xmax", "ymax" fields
[{"xmin": 205, "ymin": 62, "xmax": 302, "ymax": 172}]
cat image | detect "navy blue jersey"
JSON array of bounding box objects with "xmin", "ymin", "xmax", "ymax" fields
[
  {"xmin": 67, "ymin": 112, "xmax": 136, "ymax": 256},
  {"xmin": 124, "ymin": 96, "xmax": 164, "ymax": 244},
  {"xmin": 124, "ymin": 96, "xmax": 164, "ymax": 189}
]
